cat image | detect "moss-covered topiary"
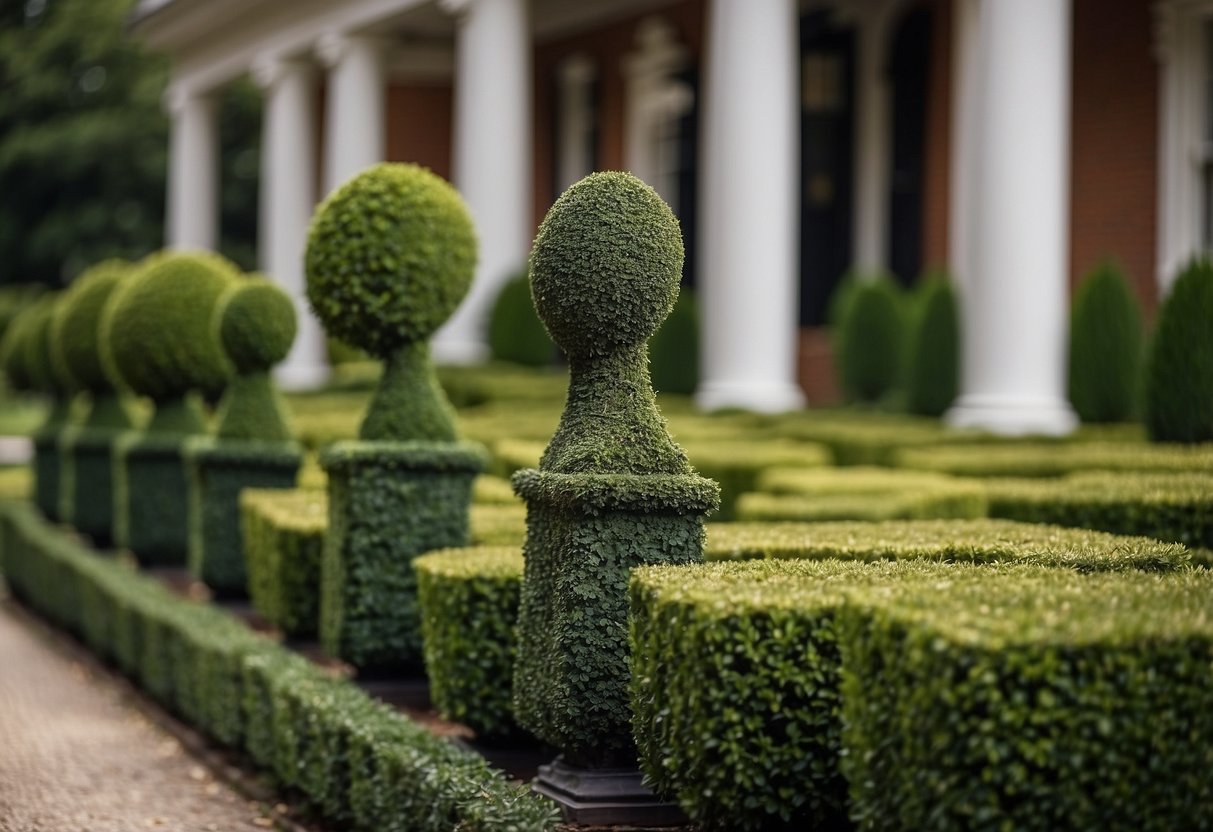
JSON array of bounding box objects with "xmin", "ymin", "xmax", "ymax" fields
[
  {"xmin": 649, "ymin": 289, "xmax": 699, "ymax": 395},
  {"xmin": 513, "ymin": 171, "xmax": 720, "ymax": 769},
  {"xmin": 836, "ymin": 276, "xmax": 906, "ymax": 403},
  {"xmin": 19, "ymin": 294, "xmax": 77, "ymax": 520},
  {"xmin": 488, "ymin": 270, "xmax": 553, "ymax": 367},
  {"xmin": 305, "ymin": 162, "xmax": 487, "ymax": 671},
  {"xmin": 51, "ymin": 259, "xmax": 137, "ymax": 539},
  {"xmin": 306, "ymin": 162, "xmax": 475, "ymax": 442},
  {"xmin": 1069, "ymin": 262, "xmax": 1143, "ymax": 424},
  {"xmin": 1145, "ymin": 259, "xmax": 1213, "ymax": 442},
  {"xmin": 904, "ymin": 274, "xmax": 959, "ymax": 416}
]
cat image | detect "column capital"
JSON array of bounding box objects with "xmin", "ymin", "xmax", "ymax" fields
[
  {"xmin": 161, "ymin": 81, "xmax": 213, "ymax": 117},
  {"xmin": 251, "ymin": 55, "xmax": 315, "ymax": 90},
  {"xmin": 437, "ymin": 0, "xmax": 473, "ymax": 19},
  {"xmin": 315, "ymin": 31, "xmax": 392, "ymax": 68}
]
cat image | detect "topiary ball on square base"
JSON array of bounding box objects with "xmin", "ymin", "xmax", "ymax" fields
[
  {"xmin": 511, "ymin": 172, "xmax": 720, "ymax": 821},
  {"xmin": 305, "ymin": 163, "xmax": 487, "ymax": 672}
]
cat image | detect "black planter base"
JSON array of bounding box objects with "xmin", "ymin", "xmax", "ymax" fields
[{"xmin": 532, "ymin": 756, "xmax": 686, "ymax": 827}]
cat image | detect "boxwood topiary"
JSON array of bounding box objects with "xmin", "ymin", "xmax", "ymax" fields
[
  {"xmin": 836, "ymin": 276, "xmax": 905, "ymax": 403},
  {"xmin": 513, "ymin": 171, "xmax": 719, "ymax": 769},
  {"xmin": 306, "ymin": 163, "xmax": 488, "ymax": 671},
  {"xmin": 18, "ymin": 294, "xmax": 78, "ymax": 520},
  {"xmin": 1068, "ymin": 262, "xmax": 1143, "ymax": 423},
  {"xmin": 904, "ymin": 273, "xmax": 959, "ymax": 416},
  {"xmin": 1145, "ymin": 258, "xmax": 1213, "ymax": 442},
  {"xmin": 488, "ymin": 270, "xmax": 553, "ymax": 367},
  {"xmin": 50, "ymin": 259, "xmax": 137, "ymax": 539}
]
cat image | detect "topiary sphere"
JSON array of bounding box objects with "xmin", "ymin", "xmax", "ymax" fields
[
  {"xmin": 103, "ymin": 251, "xmax": 241, "ymax": 403},
  {"xmin": 530, "ymin": 171, "xmax": 683, "ymax": 359},
  {"xmin": 23, "ymin": 294, "xmax": 70, "ymax": 394},
  {"xmin": 51, "ymin": 259, "xmax": 133, "ymax": 394},
  {"xmin": 217, "ymin": 277, "xmax": 297, "ymax": 374},
  {"xmin": 0, "ymin": 305, "xmax": 36, "ymax": 392},
  {"xmin": 305, "ymin": 162, "xmax": 477, "ymax": 358}
]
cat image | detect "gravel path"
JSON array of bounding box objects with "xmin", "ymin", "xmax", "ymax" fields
[{"xmin": 0, "ymin": 603, "xmax": 278, "ymax": 832}]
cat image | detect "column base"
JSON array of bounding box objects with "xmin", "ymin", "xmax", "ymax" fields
[
  {"xmin": 432, "ymin": 338, "xmax": 490, "ymax": 365},
  {"xmin": 695, "ymin": 379, "xmax": 805, "ymax": 414},
  {"xmin": 946, "ymin": 394, "xmax": 1078, "ymax": 437},
  {"xmin": 532, "ymin": 756, "xmax": 687, "ymax": 827},
  {"xmin": 273, "ymin": 362, "xmax": 331, "ymax": 391}
]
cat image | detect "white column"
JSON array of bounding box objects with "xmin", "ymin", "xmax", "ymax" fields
[
  {"xmin": 948, "ymin": 0, "xmax": 981, "ymax": 293},
  {"xmin": 852, "ymin": 5, "xmax": 894, "ymax": 275},
  {"xmin": 164, "ymin": 84, "xmax": 219, "ymax": 251},
  {"xmin": 253, "ymin": 56, "xmax": 329, "ymax": 390},
  {"xmin": 435, "ymin": 0, "xmax": 532, "ymax": 364},
  {"xmin": 318, "ymin": 33, "xmax": 387, "ymax": 197},
  {"xmin": 946, "ymin": 0, "xmax": 1077, "ymax": 435},
  {"xmin": 695, "ymin": 0, "xmax": 804, "ymax": 413}
]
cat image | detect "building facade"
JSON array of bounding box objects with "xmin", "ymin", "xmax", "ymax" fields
[{"xmin": 134, "ymin": 0, "xmax": 1199, "ymax": 434}]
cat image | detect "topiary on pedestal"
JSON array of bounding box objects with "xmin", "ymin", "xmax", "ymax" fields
[
  {"xmin": 512, "ymin": 171, "xmax": 720, "ymax": 823},
  {"xmin": 904, "ymin": 274, "xmax": 960, "ymax": 417},
  {"xmin": 50, "ymin": 259, "xmax": 138, "ymax": 541},
  {"xmin": 102, "ymin": 251, "xmax": 241, "ymax": 564},
  {"xmin": 1145, "ymin": 259, "xmax": 1213, "ymax": 443},
  {"xmin": 1069, "ymin": 262, "xmax": 1143, "ymax": 424},
  {"xmin": 305, "ymin": 162, "xmax": 488, "ymax": 672},
  {"xmin": 186, "ymin": 278, "xmax": 302, "ymax": 596}
]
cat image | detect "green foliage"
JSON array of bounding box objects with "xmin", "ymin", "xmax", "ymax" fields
[
  {"xmin": 0, "ymin": 0, "xmax": 168, "ymax": 284},
  {"xmin": 986, "ymin": 471, "xmax": 1213, "ymax": 550},
  {"xmin": 1146, "ymin": 259, "xmax": 1213, "ymax": 442},
  {"xmin": 835, "ymin": 277, "xmax": 905, "ymax": 403},
  {"xmin": 359, "ymin": 341, "xmax": 458, "ymax": 442},
  {"xmin": 113, "ymin": 432, "xmax": 195, "ymax": 565},
  {"xmin": 1068, "ymin": 262, "xmax": 1143, "ymax": 423},
  {"xmin": 895, "ymin": 440, "xmax": 1213, "ymax": 477},
  {"xmin": 682, "ymin": 438, "xmax": 830, "ymax": 520},
  {"xmin": 736, "ymin": 466, "xmax": 988, "ymax": 522},
  {"xmin": 703, "ymin": 517, "xmax": 1187, "ymax": 571},
  {"xmin": 513, "ymin": 171, "xmax": 719, "ymax": 764},
  {"xmin": 306, "ymin": 162, "xmax": 476, "ymax": 358},
  {"xmin": 217, "ymin": 277, "xmax": 296, "ymax": 374},
  {"xmin": 649, "ymin": 289, "xmax": 699, "ymax": 395},
  {"xmin": 839, "ymin": 570, "xmax": 1213, "ymax": 831},
  {"xmin": 487, "ymin": 271, "xmax": 552, "ymax": 367},
  {"xmin": 0, "ymin": 502, "xmax": 558, "ymax": 832},
  {"xmin": 242, "ymin": 489, "xmax": 327, "ymax": 638},
  {"xmin": 0, "ymin": 303, "xmax": 38, "ymax": 391},
  {"xmin": 185, "ymin": 439, "xmax": 302, "ymax": 596},
  {"xmin": 320, "ymin": 441, "xmax": 487, "ymax": 671},
  {"xmin": 213, "ymin": 373, "xmax": 293, "ymax": 442},
  {"xmin": 22, "ymin": 293, "xmax": 72, "ymax": 394},
  {"xmin": 50, "ymin": 259, "xmax": 133, "ymax": 393},
  {"xmin": 415, "ymin": 547, "xmax": 525, "ymax": 737},
  {"xmin": 57, "ymin": 397, "xmax": 135, "ymax": 540},
  {"xmin": 103, "ymin": 251, "xmax": 240, "ymax": 402},
  {"xmin": 904, "ymin": 274, "xmax": 959, "ymax": 416}
]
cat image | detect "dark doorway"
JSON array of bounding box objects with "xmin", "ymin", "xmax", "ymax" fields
[
  {"xmin": 799, "ymin": 10, "xmax": 856, "ymax": 326},
  {"xmin": 887, "ymin": 5, "xmax": 932, "ymax": 287}
]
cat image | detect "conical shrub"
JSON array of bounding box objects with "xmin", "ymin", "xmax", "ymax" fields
[
  {"xmin": 836, "ymin": 277, "xmax": 906, "ymax": 403},
  {"xmin": 1068, "ymin": 263, "xmax": 1143, "ymax": 423},
  {"xmin": 650, "ymin": 289, "xmax": 699, "ymax": 395},
  {"xmin": 904, "ymin": 274, "xmax": 959, "ymax": 416},
  {"xmin": 487, "ymin": 270, "xmax": 552, "ymax": 367},
  {"xmin": 1145, "ymin": 259, "xmax": 1213, "ymax": 442}
]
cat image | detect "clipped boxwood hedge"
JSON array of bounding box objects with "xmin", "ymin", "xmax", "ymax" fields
[
  {"xmin": 839, "ymin": 569, "xmax": 1213, "ymax": 831},
  {"xmin": 415, "ymin": 546, "xmax": 524, "ymax": 738},
  {"xmin": 736, "ymin": 466, "xmax": 987, "ymax": 522},
  {"xmin": 241, "ymin": 488, "xmax": 327, "ymax": 638},
  {"xmin": 681, "ymin": 439, "xmax": 831, "ymax": 520},
  {"xmin": 703, "ymin": 518, "xmax": 1188, "ymax": 572},
  {"xmin": 895, "ymin": 440, "xmax": 1213, "ymax": 478},
  {"xmin": 986, "ymin": 471, "xmax": 1213, "ymax": 550},
  {"xmin": 0, "ymin": 501, "xmax": 557, "ymax": 832}
]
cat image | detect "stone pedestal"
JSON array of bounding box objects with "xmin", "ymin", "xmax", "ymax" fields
[
  {"xmin": 185, "ymin": 438, "xmax": 303, "ymax": 597},
  {"xmin": 533, "ymin": 756, "xmax": 687, "ymax": 826},
  {"xmin": 320, "ymin": 440, "xmax": 486, "ymax": 672}
]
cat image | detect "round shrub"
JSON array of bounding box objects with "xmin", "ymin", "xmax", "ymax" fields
[
  {"xmin": 50, "ymin": 259, "xmax": 133, "ymax": 395},
  {"xmin": 904, "ymin": 275, "xmax": 959, "ymax": 416},
  {"xmin": 305, "ymin": 163, "xmax": 477, "ymax": 358},
  {"xmin": 1146, "ymin": 259, "xmax": 1213, "ymax": 443},
  {"xmin": 1068, "ymin": 262, "xmax": 1143, "ymax": 423},
  {"xmin": 22, "ymin": 294, "xmax": 70, "ymax": 394},
  {"xmin": 650, "ymin": 288, "xmax": 699, "ymax": 395},
  {"xmin": 529, "ymin": 171, "xmax": 683, "ymax": 359},
  {"xmin": 836, "ymin": 277, "xmax": 906, "ymax": 403},
  {"xmin": 487, "ymin": 271, "xmax": 552, "ymax": 367},
  {"xmin": 1, "ymin": 304, "xmax": 37, "ymax": 392},
  {"xmin": 218, "ymin": 277, "xmax": 297, "ymax": 374},
  {"xmin": 102, "ymin": 251, "xmax": 240, "ymax": 403}
]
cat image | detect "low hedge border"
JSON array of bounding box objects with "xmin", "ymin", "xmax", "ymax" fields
[
  {"xmin": 895, "ymin": 440, "xmax": 1213, "ymax": 478},
  {"xmin": 703, "ymin": 518, "xmax": 1189, "ymax": 572},
  {"xmin": 0, "ymin": 500, "xmax": 557, "ymax": 831},
  {"xmin": 415, "ymin": 546, "xmax": 524, "ymax": 738},
  {"xmin": 241, "ymin": 488, "xmax": 327, "ymax": 638},
  {"xmin": 985, "ymin": 470, "xmax": 1213, "ymax": 550},
  {"xmin": 736, "ymin": 466, "xmax": 987, "ymax": 522}
]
